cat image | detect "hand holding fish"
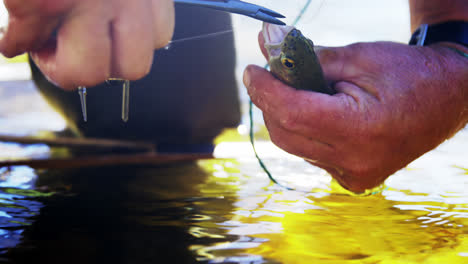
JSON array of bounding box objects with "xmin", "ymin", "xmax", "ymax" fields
[
  {"xmin": 0, "ymin": 0, "xmax": 175, "ymax": 90},
  {"xmin": 244, "ymin": 29, "xmax": 468, "ymax": 192}
]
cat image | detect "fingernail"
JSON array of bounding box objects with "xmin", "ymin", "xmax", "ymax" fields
[
  {"xmin": 0, "ymin": 27, "xmax": 5, "ymax": 43},
  {"xmin": 44, "ymin": 74, "xmax": 61, "ymax": 88},
  {"xmin": 243, "ymin": 66, "xmax": 252, "ymax": 88}
]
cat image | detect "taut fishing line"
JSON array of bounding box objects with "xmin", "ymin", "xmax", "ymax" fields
[
  {"xmin": 249, "ymin": 0, "xmax": 314, "ymax": 190},
  {"xmin": 165, "ymin": 29, "xmax": 234, "ymax": 48}
]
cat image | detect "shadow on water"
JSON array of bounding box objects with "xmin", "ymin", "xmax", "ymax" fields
[{"xmin": 2, "ymin": 163, "xmax": 237, "ymax": 264}]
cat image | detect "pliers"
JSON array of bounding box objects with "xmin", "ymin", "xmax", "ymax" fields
[
  {"xmin": 174, "ymin": 0, "xmax": 286, "ymax": 25},
  {"xmin": 78, "ymin": 0, "xmax": 284, "ymax": 123}
]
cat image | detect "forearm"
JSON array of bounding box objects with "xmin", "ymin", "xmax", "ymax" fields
[{"xmin": 409, "ymin": 0, "xmax": 468, "ymax": 32}]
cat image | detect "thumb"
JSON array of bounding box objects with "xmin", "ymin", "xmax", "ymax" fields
[
  {"xmin": 258, "ymin": 31, "xmax": 269, "ymax": 61},
  {"xmin": 314, "ymin": 45, "xmax": 356, "ymax": 83}
]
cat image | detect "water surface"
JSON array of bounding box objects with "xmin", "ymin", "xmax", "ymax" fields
[{"xmin": 0, "ymin": 133, "xmax": 467, "ymax": 263}]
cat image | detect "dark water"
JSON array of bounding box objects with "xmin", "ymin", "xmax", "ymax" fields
[{"xmin": 0, "ymin": 163, "xmax": 238, "ymax": 264}]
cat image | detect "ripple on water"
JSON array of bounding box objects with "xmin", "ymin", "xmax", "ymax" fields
[
  {"xmin": 0, "ymin": 167, "xmax": 48, "ymax": 253},
  {"xmin": 187, "ymin": 151, "xmax": 468, "ymax": 263}
]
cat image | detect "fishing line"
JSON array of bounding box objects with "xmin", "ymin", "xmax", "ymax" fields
[
  {"xmin": 292, "ymin": 0, "xmax": 314, "ymax": 26},
  {"xmin": 249, "ymin": 0, "xmax": 313, "ymax": 190},
  {"xmin": 165, "ymin": 29, "xmax": 234, "ymax": 48}
]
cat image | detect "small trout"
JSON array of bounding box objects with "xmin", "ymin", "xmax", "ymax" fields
[{"xmin": 262, "ymin": 23, "xmax": 334, "ymax": 94}]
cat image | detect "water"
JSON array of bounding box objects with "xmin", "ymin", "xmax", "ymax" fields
[
  {"xmin": 0, "ymin": 141, "xmax": 468, "ymax": 263},
  {"xmin": 1, "ymin": 0, "xmax": 468, "ymax": 263}
]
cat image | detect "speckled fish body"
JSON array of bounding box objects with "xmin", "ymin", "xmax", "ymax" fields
[{"xmin": 263, "ymin": 23, "xmax": 334, "ymax": 94}]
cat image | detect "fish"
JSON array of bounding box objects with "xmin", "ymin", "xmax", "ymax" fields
[{"xmin": 262, "ymin": 23, "xmax": 335, "ymax": 94}]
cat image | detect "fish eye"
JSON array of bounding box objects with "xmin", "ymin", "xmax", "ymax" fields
[{"xmin": 281, "ymin": 57, "xmax": 295, "ymax": 69}]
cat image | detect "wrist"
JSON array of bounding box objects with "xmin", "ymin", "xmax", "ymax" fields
[
  {"xmin": 440, "ymin": 43, "xmax": 468, "ymax": 59},
  {"xmin": 437, "ymin": 46, "xmax": 468, "ymax": 127},
  {"xmin": 409, "ymin": 0, "xmax": 468, "ymax": 32},
  {"xmin": 409, "ymin": 21, "xmax": 468, "ymax": 51},
  {"xmin": 423, "ymin": 43, "xmax": 468, "ymax": 133},
  {"xmin": 441, "ymin": 45, "xmax": 468, "ymax": 134},
  {"xmin": 408, "ymin": 20, "xmax": 468, "ymax": 126}
]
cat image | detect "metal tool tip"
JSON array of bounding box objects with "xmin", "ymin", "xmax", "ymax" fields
[
  {"xmin": 254, "ymin": 12, "xmax": 286, "ymax": 26},
  {"xmin": 121, "ymin": 80, "xmax": 130, "ymax": 122},
  {"xmin": 77, "ymin": 86, "xmax": 88, "ymax": 122},
  {"xmin": 260, "ymin": 7, "xmax": 286, "ymax": 18}
]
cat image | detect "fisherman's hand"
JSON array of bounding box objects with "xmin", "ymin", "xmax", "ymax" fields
[
  {"xmin": 0, "ymin": 0, "xmax": 174, "ymax": 90},
  {"xmin": 244, "ymin": 34, "xmax": 468, "ymax": 192}
]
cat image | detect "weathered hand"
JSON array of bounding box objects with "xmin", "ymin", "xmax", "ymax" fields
[
  {"xmin": 0, "ymin": 0, "xmax": 174, "ymax": 90},
  {"xmin": 243, "ymin": 33, "xmax": 468, "ymax": 192}
]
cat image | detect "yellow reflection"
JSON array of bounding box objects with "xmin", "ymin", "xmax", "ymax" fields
[
  {"xmin": 240, "ymin": 193, "xmax": 468, "ymax": 263},
  {"xmin": 189, "ymin": 227, "xmax": 225, "ymax": 239},
  {"xmin": 194, "ymin": 148, "xmax": 468, "ymax": 263},
  {"xmin": 0, "ymin": 54, "xmax": 28, "ymax": 64},
  {"xmin": 454, "ymin": 166, "xmax": 468, "ymax": 175}
]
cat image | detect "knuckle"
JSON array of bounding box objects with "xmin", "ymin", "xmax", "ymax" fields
[
  {"xmin": 268, "ymin": 129, "xmax": 306, "ymax": 158},
  {"xmin": 265, "ymin": 124, "xmax": 287, "ymax": 151},
  {"xmin": 0, "ymin": 39, "xmax": 26, "ymax": 58},
  {"xmin": 36, "ymin": 0, "xmax": 73, "ymax": 15},
  {"xmin": 336, "ymin": 170, "xmax": 369, "ymax": 193},
  {"xmin": 268, "ymin": 132, "xmax": 282, "ymax": 149},
  {"xmin": 120, "ymin": 62, "xmax": 152, "ymax": 81},
  {"xmin": 316, "ymin": 47, "xmax": 340, "ymax": 65},
  {"xmin": 359, "ymin": 119, "xmax": 386, "ymax": 144},
  {"xmin": 269, "ymin": 133, "xmax": 294, "ymax": 156},
  {"xmin": 56, "ymin": 65, "xmax": 110, "ymax": 90},
  {"xmin": 114, "ymin": 49, "xmax": 154, "ymax": 81},
  {"xmin": 81, "ymin": 72, "xmax": 109, "ymax": 87},
  {"xmin": 6, "ymin": 0, "xmax": 71, "ymax": 16},
  {"xmin": 153, "ymin": 1, "xmax": 175, "ymax": 49},
  {"xmin": 279, "ymin": 107, "xmax": 301, "ymax": 131},
  {"xmin": 51, "ymin": 74, "xmax": 74, "ymax": 90},
  {"xmin": 0, "ymin": 47, "xmax": 20, "ymax": 58},
  {"xmin": 154, "ymin": 29, "xmax": 173, "ymax": 49},
  {"xmin": 348, "ymin": 163, "xmax": 371, "ymax": 179},
  {"xmin": 343, "ymin": 162, "xmax": 384, "ymax": 192},
  {"xmin": 345, "ymin": 109, "xmax": 384, "ymax": 144}
]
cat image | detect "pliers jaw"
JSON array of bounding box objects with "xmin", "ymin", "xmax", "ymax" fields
[{"xmin": 174, "ymin": 0, "xmax": 286, "ymax": 25}]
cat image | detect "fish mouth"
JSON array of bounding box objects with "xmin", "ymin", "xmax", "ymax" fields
[{"xmin": 262, "ymin": 23, "xmax": 294, "ymax": 58}]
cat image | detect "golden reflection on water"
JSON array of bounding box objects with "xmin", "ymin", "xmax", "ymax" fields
[
  {"xmin": 189, "ymin": 145, "xmax": 468, "ymax": 264},
  {"xmin": 241, "ymin": 194, "xmax": 468, "ymax": 263}
]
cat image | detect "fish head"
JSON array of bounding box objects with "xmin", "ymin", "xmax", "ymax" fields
[
  {"xmin": 263, "ymin": 23, "xmax": 313, "ymax": 86},
  {"xmin": 262, "ymin": 23, "xmax": 333, "ymax": 94}
]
